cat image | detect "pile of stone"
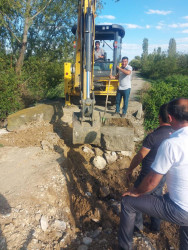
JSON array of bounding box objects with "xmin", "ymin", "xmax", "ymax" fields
[{"xmin": 82, "ymin": 145, "xmax": 133, "ymax": 170}]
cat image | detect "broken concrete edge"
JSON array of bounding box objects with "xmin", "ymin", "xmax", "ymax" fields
[{"xmin": 7, "ymin": 102, "xmax": 63, "ymax": 132}]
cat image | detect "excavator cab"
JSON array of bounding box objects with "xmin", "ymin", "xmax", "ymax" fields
[
  {"xmin": 93, "ymin": 24, "xmax": 125, "ymax": 104},
  {"xmin": 94, "ymin": 24, "xmax": 125, "ymax": 76}
]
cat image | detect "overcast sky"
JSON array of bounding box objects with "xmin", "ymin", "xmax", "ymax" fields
[{"xmin": 96, "ymin": 0, "xmax": 188, "ymax": 61}]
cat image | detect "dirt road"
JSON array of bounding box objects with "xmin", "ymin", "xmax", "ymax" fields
[
  {"xmin": 130, "ymin": 71, "xmax": 149, "ymax": 101},
  {"xmin": 0, "ymin": 73, "xmax": 178, "ymax": 250}
]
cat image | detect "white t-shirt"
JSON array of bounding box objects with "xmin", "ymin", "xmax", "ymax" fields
[
  {"xmin": 118, "ymin": 65, "xmax": 132, "ymax": 90},
  {"xmin": 151, "ymin": 126, "xmax": 188, "ymax": 212}
]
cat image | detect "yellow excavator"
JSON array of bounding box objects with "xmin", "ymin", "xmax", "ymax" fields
[{"xmin": 64, "ymin": 0, "xmax": 125, "ymax": 145}]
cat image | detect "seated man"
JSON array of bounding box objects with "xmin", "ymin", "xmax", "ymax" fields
[
  {"xmin": 119, "ymin": 98, "xmax": 188, "ymax": 250},
  {"xmin": 125, "ymin": 103, "xmax": 174, "ymax": 233},
  {"xmin": 94, "ymin": 41, "xmax": 105, "ymax": 61}
]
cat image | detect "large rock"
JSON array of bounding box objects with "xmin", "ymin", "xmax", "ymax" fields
[
  {"xmin": 104, "ymin": 152, "xmax": 117, "ymax": 164},
  {"xmin": 101, "ymin": 126, "xmax": 135, "ymax": 151},
  {"xmin": 40, "ymin": 215, "xmax": 49, "ymax": 231},
  {"xmin": 7, "ymin": 101, "xmax": 63, "ymax": 131},
  {"xmin": 92, "ymin": 156, "xmax": 106, "ymax": 170}
]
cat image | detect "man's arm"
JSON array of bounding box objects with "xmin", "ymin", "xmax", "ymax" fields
[
  {"xmin": 109, "ymin": 73, "xmax": 119, "ymax": 80},
  {"xmin": 125, "ymin": 147, "xmax": 150, "ymax": 182},
  {"xmin": 123, "ymin": 170, "xmax": 164, "ymax": 197},
  {"xmin": 98, "ymin": 55, "xmax": 104, "ymax": 59},
  {"xmin": 117, "ymin": 66, "xmax": 132, "ymax": 75}
]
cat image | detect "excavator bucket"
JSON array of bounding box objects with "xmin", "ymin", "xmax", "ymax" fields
[{"xmin": 72, "ymin": 110, "xmax": 101, "ymax": 145}]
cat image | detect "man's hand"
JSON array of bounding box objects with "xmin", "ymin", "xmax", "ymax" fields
[
  {"xmin": 109, "ymin": 74, "xmax": 114, "ymax": 79},
  {"xmin": 117, "ymin": 65, "xmax": 120, "ymax": 70},
  {"xmin": 123, "ymin": 171, "xmax": 164, "ymax": 198},
  {"xmin": 122, "ymin": 187, "xmax": 140, "ymax": 197}
]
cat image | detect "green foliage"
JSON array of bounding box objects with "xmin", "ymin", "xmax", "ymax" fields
[
  {"xmin": 168, "ymin": 38, "xmax": 176, "ymax": 57},
  {"xmin": 20, "ymin": 56, "xmax": 64, "ymax": 105},
  {"xmin": 176, "ymin": 54, "xmax": 188, "ymax": 75},
  {"xmin": 143, "ymin": 74, "xmax": 188, "ymax": 131},
  {"xmin": 140, "ymin": 52, "xmax": 188, "ymax": 79},
  {"xmin": 139, "ymin": 38, "xmax": 188, "ymax": 80},
  {"xmin": 142, "ymin": 38, "xmax": 148, "ymax": 58},
  {"xmin": 130, "ymin": 58, "xmax": 141, "ymax": 70},
  {"xmin": 0, "ymin": 51, "xmax": 65, "ymax": 120},
  {"xmin": 0, "ymin": 69, "xmax": 21, "ymax": 119},
  {"xmin": 135, "ymin": 38, "xmax": 187, "ymax": 131}
]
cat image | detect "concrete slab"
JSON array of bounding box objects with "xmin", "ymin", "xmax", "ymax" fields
[
  {"xmin": 101, "ymin": 126, "xmax": 135, "ymax": 151},
  {"xmin": 7, "ymin": 102, "xmax": 63, "ymax": 131}
]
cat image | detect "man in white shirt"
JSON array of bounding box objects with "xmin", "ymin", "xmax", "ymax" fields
[
  {"xmin": 119, "ymin": 98, "xmax": 188, "ymax": 250},
  {"xmin": 110, "ymin": 57, "xmax": 132, "ymax": 118}
]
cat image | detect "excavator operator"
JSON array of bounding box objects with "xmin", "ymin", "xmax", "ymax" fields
[{"xmin": 94, "ymin": 41, "xmax": 105, "ymax": 61}]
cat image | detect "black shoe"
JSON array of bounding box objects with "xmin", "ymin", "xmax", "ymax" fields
[
  {"xmin": 133, "ymin": 226, "xmax": 143, "ymax": 237},
  {"xmin": 144, "ymin": 222, "xmax": 160, "ymax": 234},
  {"xmin": 150, "ymin": 226, "xmax": 160, "ymax": 233}
]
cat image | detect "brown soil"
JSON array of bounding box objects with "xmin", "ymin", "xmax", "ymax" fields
[{"xmin": 103, "ymin": 117, "xmax": 133, "ymax": 127}]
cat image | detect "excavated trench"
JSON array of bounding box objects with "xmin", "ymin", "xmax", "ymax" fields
[{"xmin": 54, "ymin": 112, "xmax": 179, "ymax": 250}]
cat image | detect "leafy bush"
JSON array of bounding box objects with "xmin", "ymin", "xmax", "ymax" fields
[
  {"xmin": 143, "ymin": 74, "xmax": 188, "ymax": 131},
  {"xmin": 130, "ymin": 58, "xmax": 141, "ymax": 70},
  {"xmin": 20, "ymin": 57, "xmax": 64, "ymax": 105},
  {"xmin": 0, "ymin": 54, "xmax": 65, "ymax": 119},
  {"xmin": 0, "ymin": 70, "xmax": 21, "ymax": 120},
  {"xmin": 140, "ymin": 53, "xmax": 187, "ymax": 80}
]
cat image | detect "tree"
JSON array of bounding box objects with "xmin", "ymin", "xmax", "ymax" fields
[
  {"xmin": 0, "ymin": 0, "xmax": 79, "ymax": 74},
  {"xmin": 130, "ymin": 57, "xmax": 141, "ymax": 71},
  {"xmin": 168, "ymin": 38, "xmax": 176, "ymax": 57},
  {"xmin": 142, "ymin": 38, "xmax": 148, "ymax": 58},
  {"xmin": 157, "ymin": 47, "xmax": 161, "ymax": 55},
  {"xmin": 135, "ymin": 56, "xmax": 141, "ymax": 60}
]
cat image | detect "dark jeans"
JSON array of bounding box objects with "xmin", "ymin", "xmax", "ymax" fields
[
  {"xmin": 116, "ymin": 88, "xmax": 131, "ymax": 114},
  {"xmin": 134, "ymin": 173, "xmax": 166, "ymax": 231},
  {"xmin": 119, "ymin": 194, "xmax": 188, "ymax": 250}
]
